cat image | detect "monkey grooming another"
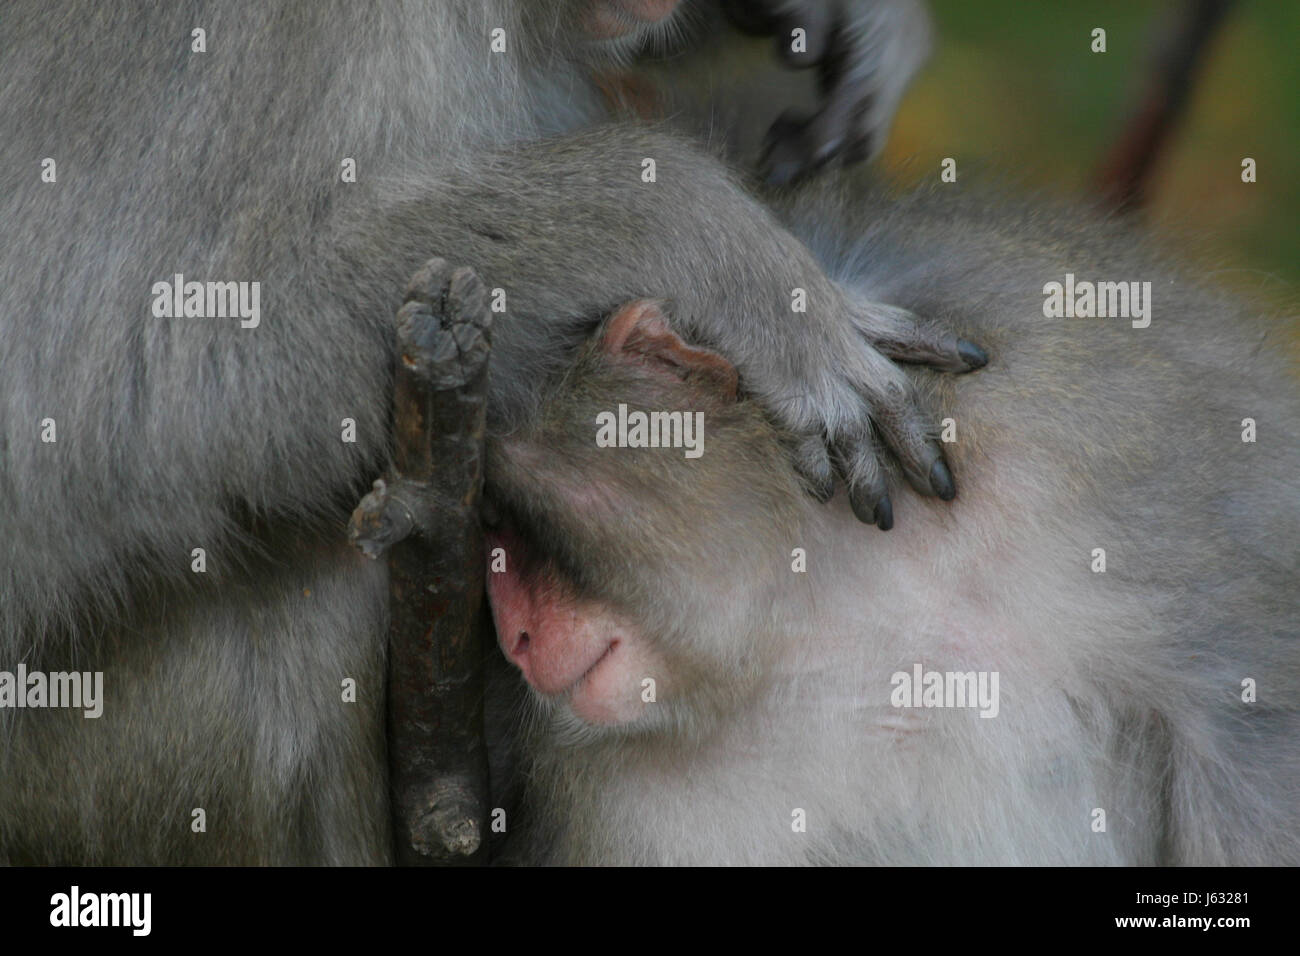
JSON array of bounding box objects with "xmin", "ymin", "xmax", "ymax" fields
[{"xmin": 0, "ymin": 0, "xmax": 970, "ymax": 864}]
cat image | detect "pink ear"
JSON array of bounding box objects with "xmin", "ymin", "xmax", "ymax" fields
[{"xmin": 599, "ymin": 299, "xmax": 738, "ymax": 400}]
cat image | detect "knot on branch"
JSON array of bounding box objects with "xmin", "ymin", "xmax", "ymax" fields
[{"xmin": 348, "ymin": 477, "xmax": 437, "ymax": 558}]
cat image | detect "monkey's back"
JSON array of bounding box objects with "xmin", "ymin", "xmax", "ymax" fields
[{"xmin": 783, "ymin": 178, "xmax": 1300, "ymax": 863}]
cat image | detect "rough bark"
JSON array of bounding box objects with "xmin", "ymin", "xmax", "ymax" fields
[{"xmin": 350, "ymin": 258, "xmax": 492, "ymax": 866}]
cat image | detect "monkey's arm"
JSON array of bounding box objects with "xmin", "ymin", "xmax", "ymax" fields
[{"xmin": 345, "ymin": 125, "xmax": 979, "ymax": 526}]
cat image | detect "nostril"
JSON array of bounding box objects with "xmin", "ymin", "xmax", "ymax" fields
[{"xmin": 510, "ymin": 630, "xmax": 530, "ymax": 660}]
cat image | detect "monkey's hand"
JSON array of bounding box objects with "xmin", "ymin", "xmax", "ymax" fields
[
  {"xmin": 769, "ymin": 295, "xmax": 982, "ymax": 528},
  {"xmin": 721, "ymin": 0, "xmax": 932, "ymax": 185},
  {"xmin": 774, "ymin": 298, "xmax": 985, "ymax": 530}
]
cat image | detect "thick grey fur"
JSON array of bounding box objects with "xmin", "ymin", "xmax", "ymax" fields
[
  {"xmin": 497, "ymin": 173, "xmax": 1300, "ymax": 864},
  {"xmin": 0, "ymin": 2, "xmax": 945, "ymax": 863}
]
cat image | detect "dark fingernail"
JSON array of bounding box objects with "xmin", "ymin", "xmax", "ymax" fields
[
  {"xmin": 957, "ymin": 339, "xmax": 988, "ymax": 370},
  {"xmin": 848, "ymin": 489, "xmax": 875, "ymax": 525},
  {"xmin": 761, "ymin": 143, "xmax": 803, "ymax": 187},
  {"xmin": 873, "ymin": 496, "xmax": 894, "ymax": 531},
  {"xmin": 764, "ymin": 160, "xmax": 802, "ymax": 188},
  {"xmin": 930, "ymin": 459, "xmax": 956, "ymax": 501},
  {"xmin": 810, "ymin": 135, "xmax": 843, "ymax": 168},
  {"xmin": 842, "ymin": 133, "xmax": 873, "ymax": 165}
]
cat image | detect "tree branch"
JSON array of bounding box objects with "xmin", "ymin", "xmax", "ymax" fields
[{"xmin": 349, "ymin": 258, "xmax": 492, "ymax": 866}]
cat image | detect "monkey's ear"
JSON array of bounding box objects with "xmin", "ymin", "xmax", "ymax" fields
[{"xmin": 600, "ymin": 299, "xmax": 738, "ymax": 400}]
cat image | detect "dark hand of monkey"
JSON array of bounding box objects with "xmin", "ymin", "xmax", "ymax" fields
[
  {"xmin": 721, "ymin": 0, "xmax": 928, "ymax": 185},
  {"xmin": 789, "ymin": 305, "xmax": 983, "ymax": 526}
]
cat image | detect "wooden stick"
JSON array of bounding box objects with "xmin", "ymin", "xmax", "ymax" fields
[{"xmin": 349, "ymin": 258, "xmax": 492, "ymax": 866}]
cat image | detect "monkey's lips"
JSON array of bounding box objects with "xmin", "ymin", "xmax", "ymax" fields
[
  {"xmin": 485, "ymin": 528, "xmax": 652, "ymax": 725},
  {"xmin": 485, "ymin": 530, "xmax": 628, "ymax": 698}
]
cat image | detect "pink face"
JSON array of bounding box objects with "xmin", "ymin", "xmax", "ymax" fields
[
  {"xmin": 485, "ymin": 298, "xmax": 743, "ymax": 729},
  {"xmin": 487, "ymin": 530, "xmax": 666, "ymax": 726}
]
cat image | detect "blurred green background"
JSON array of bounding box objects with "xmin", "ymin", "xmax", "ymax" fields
[{"xmin": 883, "ymin": 0, "xmax": 1299, "ymax": 300}]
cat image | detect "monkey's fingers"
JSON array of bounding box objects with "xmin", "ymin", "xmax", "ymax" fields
[
  {"xmin": 758, "ymin": 76, "xmax": 876, "ymax": 186},
  {"xmin": 760, "ymin": 108, "xmax": 844, "ymax": 188},
  {"xmin": 864, "ymin": 382, "xmax": 956, "ymax": 502},
  {"xmin": 869, "ymin": 322, "xmax": 988, "ymax": 374},
  {"xmin": 851, "ymin": 303, "xmax": 988, "ymax": 374},
  {"xmin": 754, "ymin": 0, "xmax": 933, "ymax": 182},
  {"xmin": 830, "ymin": 430, "xmax": 892, "ymax": 530},
  {"xmin": 758, "ymin": 8, "xmax": 884, "ymax": 185},
  {"xmin": 789, "ymin": 431, "xmax": 836, "ymax": 502}
]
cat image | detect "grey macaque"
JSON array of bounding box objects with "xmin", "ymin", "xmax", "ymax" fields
[
  {"xmin": 0, "ymin": 1, "xmax": 962, "ymax": 863},
  {"xmin": 485, "ymin": 174, "xmax": 1300, "ymax": 865}
]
